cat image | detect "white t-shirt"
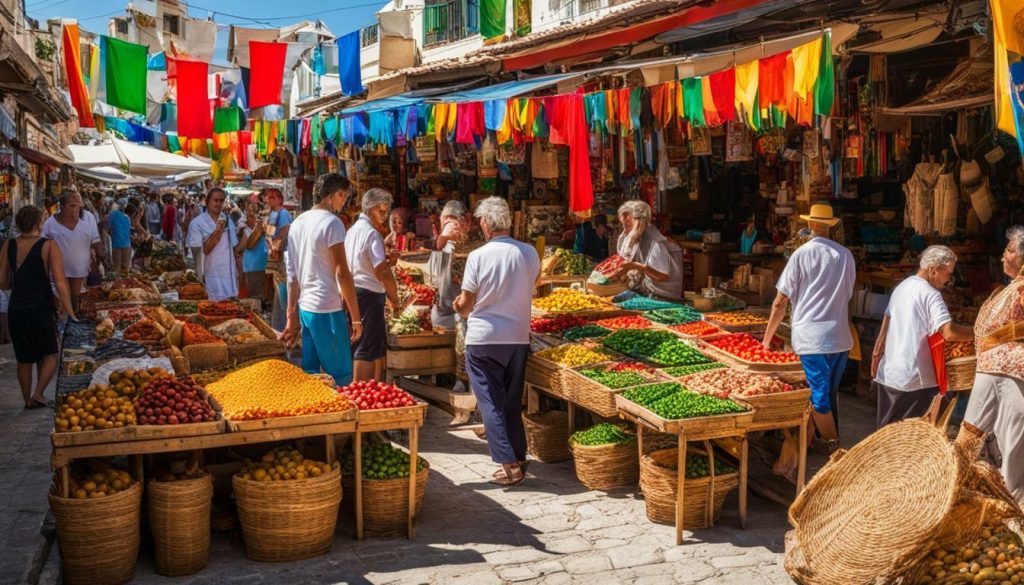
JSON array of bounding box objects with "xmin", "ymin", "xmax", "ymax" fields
[
  {"xmin": 287, "ymin": 209, "xmax": 348, "ymax": 313},
  {"xmin": 462, "ymin": 236, "xmax": 540, "ymax": 345},
  {"xmin": 875, "ymin": 275, "xmax": 951, "ymax": 391},
  {"xmin": 344, "ymin": 214, "xmax": 387, "ymax": 294},
  {"xmin": 186, "ymin": 212, "xmax": 238, "ymax": 301},
  {"xmin": 776, "ymin": 236, "xmax": 856, "ymax": 355},
  {"xmin": 41, "ymin": 213, "xmax": 100, "ymax": 278}
]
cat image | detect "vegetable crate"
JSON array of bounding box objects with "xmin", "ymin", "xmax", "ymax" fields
[
  {"xmin": 613, "ymin": 394, "xmax": 755, "ymax": 439},
  {"xmin": 563, "ymin": 364, "xmax": 672, "ymax": 418},
  {"xmin": 697, "ymin": 341, "xmax": 805, "ymax": 375},
  {"xmin": 387, "ymin": 329, "xmax": 456, "ymax": 349}
]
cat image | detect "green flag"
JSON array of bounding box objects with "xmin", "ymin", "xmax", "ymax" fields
[
  {"xmin": 213, "ymin": 106, "xmax": 245, "ymax": 133},
  {"xmin": 682, "ymin": 78, "xmax": 705, "ymax": 127},
  {"xmin": 481, "ymin": 0, "xmax": 506, "ymax": 41},
  {"xmin": 103, "ymin": 36, "xmax": 147, "ymax": 115},
  {"xmin": 814, "ymin": 31, "xmax": 834, "ymax": 116},
  {"xmin": 513, "ymin": 0, "xmax": 531, "ymax": 37}
]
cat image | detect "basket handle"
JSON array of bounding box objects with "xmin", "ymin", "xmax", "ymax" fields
[{"xmin": 704, "ymin": 439, "xmax": 715, "ymax": 527}]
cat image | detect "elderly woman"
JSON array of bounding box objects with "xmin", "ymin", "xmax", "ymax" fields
[
  {"xmin": 428, "ymin": 200, "xmax": 468, "ymax": 330},
  {"xmin": 612, "ymin": 200, "xmax": 683, "ymax": 299},
  {"xmin": 345, "ymin": 188, "xmax": 401, "ymax": 381},
  {"xmin": 871, "ymin": 245, "xmax": 973, "ymax": 427},
  {"xmin": 965, "ymin": 226, "xmax": 1024, "ymax": 503},
  {"xmin": 453, "ymin": 197, "xmax": 540, "ymax": 486}
]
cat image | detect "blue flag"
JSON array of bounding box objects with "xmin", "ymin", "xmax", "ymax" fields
[{"xmin": 337, "ymin": 31, "xmax": 364, "ymax": 96}]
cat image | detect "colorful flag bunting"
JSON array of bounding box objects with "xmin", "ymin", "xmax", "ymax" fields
[
  {"xmin": 481, "ymin": 0, "xmax": 507, "ymax": 41},
  {"xmin": 173, "ymin": 58, "xmax": 212, "ymax": 138}
]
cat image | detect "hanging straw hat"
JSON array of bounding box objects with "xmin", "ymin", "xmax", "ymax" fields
[{"xmin": 799, "ymin": 203, "xmax": 840, "ymax": 227}]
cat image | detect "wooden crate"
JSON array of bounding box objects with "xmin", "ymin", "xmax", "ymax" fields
[
  {"xmin": 564, "ymin": 364, "xmax": 672, "ymax": 419},
  {"xmin": 742, "ymin": 388, "xmax": 811, "ymax": 431},
  {"xmin": 613, "ymin": 395, "xmax": 755, "ymax": 439},
  {"xmin": 387, "ymin": 330, "xmax": 455, "ymax": 349},
  {"xmin": 225, "ymin": 409, "xmax": 357, "ymax": 432},
  {"xmin": 698, "ymin": 341, "xmax": 804, "ymax": 375},
  {"xmin": 355, "ymin": 403, "xmax": 428, "ymax": 430},
  {"xmin": 387, "ymin": 346, "xmax": 455, "ymax": 370}
]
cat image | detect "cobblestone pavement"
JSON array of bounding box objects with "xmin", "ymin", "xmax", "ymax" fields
[{"xmin": 0, "ymin": 340, "xmax": 878, "ymax": 585}]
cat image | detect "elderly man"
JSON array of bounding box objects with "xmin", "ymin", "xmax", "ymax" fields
[
  {"xmin": 763, "ymin": 202, "xmax": 856, "ymax": 452},
  {"xmin": 282, "ymin": 174, "xmax": 362, "ymax": 386},
  {"xmin": 41, "ymin": 189, "xmax": 103, "ymax": 309},
  {"xmin": 454, "ymin": 197, "xmax": 540, "ymax": 486},
  {"xmin": 185, "ymin": 188, "xmax": 246, "ymax": 300},
  {"xmin": 345, "ymin": 188, "xmax": 401, "ymax": 381},
  {"xmin": 872, "ymin": 246, "xmax": 973, "ymax": 427}
]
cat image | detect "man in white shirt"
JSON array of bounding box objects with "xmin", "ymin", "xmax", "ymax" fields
[
  {"xmin": 871, "ymin": 246, "xmax": 973, "ymax": 427},
  {"xmin": 282, "ymin": 173, "xmax": 362, "ymax": 386},
  {"xmin": 454, "ymin": 197, "xmax": 540, "ymax": 486},
  {"xmin": 763, "ymin": 203, "xmax": 855, "ymax": 451},
  {"xmin": 185, "ymin": 188, "xmax": 245, "ymax": 301},
  {"xmin": 345, "ymin": 188, "xmax": 400, "ymax": 381},
  {"xmin": 41, "ymin": 189, "xmax": 103, "ymax": 309}
]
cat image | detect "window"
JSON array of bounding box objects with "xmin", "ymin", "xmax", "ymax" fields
[
  {"xmin": 114, "ymin": 18, "xmax": 129, "ymax": 34},
  {"xmin": 162, "ymin": 14, "xmax": 180, "ymax": 36},
  {"xmin": 360, "ymin": 24, "xmax": 379, "ymax": 48}
]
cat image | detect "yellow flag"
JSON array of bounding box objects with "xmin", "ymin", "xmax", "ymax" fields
[
  {"xmin": 991, "ymin": 0, "xmax": 1024, "ymax": 138},
  {"xmin": 734, "ymin": 61, "xmax": 759, "ymax": 128}
]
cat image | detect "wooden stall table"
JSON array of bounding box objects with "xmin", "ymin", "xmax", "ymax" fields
[
  {"xmin": 385, "ymin": 330, "xmax": 456, "ymax": 383},
  {"xmin": 525, "ymin": 382, "xmax": 581, "ymax": 434},
  {"xmin": 352, "ymin": 403, "xmax": 429, "ymax": 540}
]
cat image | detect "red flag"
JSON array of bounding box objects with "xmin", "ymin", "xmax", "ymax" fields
[
  {"xmin": 248, "ymin": 41, "xmax": 287, "ymax": 109},
  {"xmin": 547, "ymin": 94, "xmax": 594, "ymax": 216},
  {"xmin": 173, "ymin": 58, "xmax": 212, "ymax": 138},
  {"xmin": 62, "ymin": 24, "xmax": 94, "ymax": 128},
  {"xmin": 709, "ymin": 69, "xmax": 736, "ymax": 122}
]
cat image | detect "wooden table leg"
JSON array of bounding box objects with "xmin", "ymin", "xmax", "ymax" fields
[
  {"xmin": 567, "ymin": 403, "xmax": 576, "ymax": 435},
  {"xmin": 354, "ymin": 430, "xmax": 364, "ymax": 540},
  {"xmin": 325, "ymin": 433, "xmax": 336, "ymax": 464},
  {"xmin": 796, "ymin": 409, "xmax": 809, "ymax": 494},
  {"xmin": 60, "ymin": 464, "xmax": 70, "ymax": 498},
  {"xmin": 133, "ymin": 454, "xmax": 144, "ymax": 484},
  {"xmin": 739, "ymin": 435, "xmax": 748, "ymax": 529},
  {"xmin": 527, "ymin": 385, "xmax": 539, "ymax": 414},
  {"xmin": 676, "ymin": 435, "xmax": 687, "ymax": 546},
  {"xmin": 408, "ymin": 425, "xmax": 419, "ymax": 539}
]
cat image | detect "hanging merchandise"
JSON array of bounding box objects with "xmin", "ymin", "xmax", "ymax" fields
[
  {"xmin": 102, "ymin": 36, "xmax": 148, "ymax": 115},
  {"xmin": 513, "ymin": 0, "xmax": 531, "ymax": 36},
  {"xmin": 531, "ymin": 142, "xmax": 559, "ymax": 179},
  {"xmin": 725, "ymin": 120, "xmax": 752, "ymax": 162},
  {"xmin": 481, "ymin": 0, "xmax": 506, "ymax": 41},
  {"xmin": 815, "ymin": 30, "xmax": 835, "ymax": 116},
  {"xmin": 690, "ymin": 127, "xmax": 711, "ymax": 156},
  {"xmin": 61, "ymin": 23, "xmax": 94, "ymax": 127},
  {"xmin": 934, "ymin": 172, "xmax": 958, "ymax": 237}
]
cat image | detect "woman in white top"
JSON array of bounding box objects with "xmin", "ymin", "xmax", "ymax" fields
[
  {"xmin": 872, "ymin": 245, "xmax": 973, "ymax": 427},
  {"xmin": 41, "ymin": 189, "xmax": 103, "ymax": 309},
  {"xmin": 611, "ymin": 200, "xmax": 683, "ymax": 300},
  {"xmin": 185, "ymin": 188, "xmax": 246, "ymax": 301}
]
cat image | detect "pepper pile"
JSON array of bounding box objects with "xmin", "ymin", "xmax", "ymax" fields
[
  {"xmin": 533, "ymin": 288, "xmax": 607, "ymax": 313},
  {"xmin": 602, "ymin": 330, "xmax": 679, "ymax": 356},
  {"xmin": 647, "ymin": 339, "xmax": 714, "ymax": 367},
  {"xmin": 570, "ymin": 423, "xmax": 636, "ymax": 446},
  {"xmin": 683, "ymin": 454, "xmax": 736, "ymax": 479},
  {"xmin": 530, "ymin": 314, "xmax": 588, "ymax": 334},
  {"xmin": 535, "ymin": 344, "xmax": 610, "ymax": 368},
  {"xmin": 709, "ymin": 333, "xmax": 800, "ymax": 364},
  {"xmin": 607, "ymin": 362, "xmax": 657, "ymax": 374},
  {"xmin": 341, "ymin": 443, "xmax": 428, "ymax": 480},
  {"xmin": 662, "ymin": 362, "xmax": 726, "ymax": 378},
  {"xmin": 622, "ymin": 382, "xmax": 685, "ymax": 407},
  {"xmin": 562, "ymin": 324, "xmax": 612, "ymax": 341},
  {"xmin": 648, "ymin": 390, "xmax": 747, "ymax": 420},
  {"xmin": 578, "ymin": 366, "xmax": 655, "ymax": 389},
  {"xmin": 338, "ymin": 380, "xmax": 417, "ymax": 410},
  {"xmin": 645, "ymin": 306, "xmax": 703, "ymax": 325},
  {"xmin": 594, "ymin": 315, "xmax": 653, "ymax": 330},
  {"xmin": 670, "ymin": 321, "xmax": 723, "ymax": 337}
]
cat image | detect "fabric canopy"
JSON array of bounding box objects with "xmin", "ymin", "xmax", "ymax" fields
[
  {"xmin": 69, "ymin": 137, "xmax": 210, "ymax": 177},
  {"xmin": 73, "ymin": 166, "xmax": 148, "ymax": 185},
  {"xmin": 435, "ymin": 73, "xmax": 581, "ymax": 103}
]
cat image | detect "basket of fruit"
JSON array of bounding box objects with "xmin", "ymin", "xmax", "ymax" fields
[
  {"xmin": 668, "ymin": 321, "xmax": 725, "ymax": 339},
  {"xmin": 616, "ymin": 382, "xmax": 754, "ymax": 437},
  {"xmin": 586, "ymin": 255, "xmax": 629, "ymax": 297},
  {"xmin": 703, "ymin": 311, "xmax": 769, "ymax": 332},
  {"xmin": 565, "ymin": 362, "xmax": 668, "ymax": 418},
  {"xmin": 532, "ymin": 288, "xmax": 614, "ymax": 317},
  {"xmin": 232, "ymin": 447, "xmax": 342, "ymax": 562},
  {"xmin": 569, "ymin": 423, "xmax": 639, "ymax": 491},
  {"xmin": 527, "ymin": 344, "xmax": 613, "ymax": 396},
  {"xmin": 49, "ymin": 463, "xmax": 142, "ymax": 585},
  {"xmin": 523, "ymin": 410, "xmax": 571, "ymax": 463},
  {"xmin": 945, "ymin": 341, "xmax": 977, "ymax": 392},
  {"xmin": 341, "ymin": 443, "xmax": 429, "ymax": 537},
  {"xmin": 147, "ymin": 468, "xmax": 213, "ymax": 576},
  {"xmin": 681, "ymin": 368, "xmax": 809, "ymax": 430},
  {"xmin": 700, "ymin": 333, "xmax": 804, "ymax": 374},
  {"xmin": 338, "ymin": 380, "xmax": 427, "ymax": 427},
  {"xmin": 640, "ymin": 446, "xmax": 739, "ymax": 529}
]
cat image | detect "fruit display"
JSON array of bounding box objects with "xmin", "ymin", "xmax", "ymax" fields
[
  {"xmin": 123, "ymin": 319, "xmax": 167, "ymax": 346},
  {"xmin": 109, "ymin": 367, "xmax": 174, "ymax": 395},
  {"xmin": 134, "ymin": 376, "xmax": 217, "ymax": 425},
  {"xmin": 648, "ymin": 389, "xmax": 748, "ymax": 420},
  {"xmin": 647, "ymin": 340, "xmax": 714, "ymax": 367},
  {"xmin": 55, "ymin": 385, "xmax": 138, "ymax": 432},
  {"xmin": 562, "ymin": 324, "xmax": 612, "ymax": 341},
  {"xmin": 915, "ymin": 515, "xmax": 1024, "ymax": 585},
  {"xmin": 602, "ymin": 329, "xmax": 679, "ymax": 356},
  {"xmin": 389, "ymin": 307, "xmax": 431, "ymax": 335},
  {"xmin": 680, "ymin": 368, "xmax": 795, "ymax": 399},
  {"xmin": 177, "ymin": 283, "xmax": 207, "ymax": 300},
  {"xmin": 182, "ymin": 322, "xmax": 222, "ymax": 345},
  {"xmin": 594, "ymin": 315, "xmax": 653, "ymax": 330},
  {"xmin": 237, "ymin": 446, "xmax": 337, "ymax": 482},
  {"xmin": 531, "ymin": 314, "xmax": 588, "ymax": 334},
  {"xmin": 198, "ymin": 300, "xmax": 249, "ymax": 321},
  {"xmin": 662, "ymin": 362, "xmax": 727, "ymax": 378},
  {"xmin": 534, "ymin": 344, "xmax": 611, "ymax": 367},
  {"xmin": 165, "ymin": 301, "xmax": 198, "ymax": 315},
  {"xmin": 570, "ymin": 423, "xmax": 636, "ymax": 446},
  {"xmin": 945, "ymin": 341, "xmax": 975, "ymax": 360},
  {"xmin": 683, "ymin": 453, "xmax": 736, "ymax": 479},
  {"xmin": 63, "ymin": 461, "xmax": 136, "ymax": 499},
  {"xmin": 551, "ymin": 248, "xmax": 591, "ymax": 276},
  {"xmin": 533, "ymin": 288, "xmax": 607, "ymax": 313},
  {"xmin": 578, "ymin": 365, "xmax": 658, "ymax": 389},
  {"xmin": 622, "ymin": 382, "xmax": 686, "ymax": 407},
  {"xmin": 606, "ymin": 361, "xmax": 658, "ymax": 374},
  {"xmin": 205, "ymin": 359, "xmax": 355, "ymax": 420},
  {"xmin": 590, "ymin": 255, "xmax": 627, "ymax": 284},
  {"xmin": 709, "ymin": 333, "xmax": 800, "ymax": 364},
  {"xmin": 341, "ymin": 443, "xmax": 428, "ymax": 480},
  {"xmin": 704, "ymin": 311, "xmax": 769, "ymax": 328},
  {"xmin": 408, "ymin": 282, "xmax": 436, "ymax": 306},
  {"xmin": 645, "ymin": 306, "xmax": 703, "ymax": 325},
  {"xmin": 616, "ymin": 295, "xmax": 683, "ymax": 311},
  {"xmin": 338, "ymin": 380, "xmax": 417, "ymax": 410},
  {"xmin": 670, "ymin": 321, "xmax": 724, "ymax": 338}
]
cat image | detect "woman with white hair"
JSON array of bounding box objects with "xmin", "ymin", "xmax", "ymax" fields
[
  {"xmin": 964, "ymin": 226, "xmax": 1024, "ymax": 502},
  {"xmin": 345, "ymin": 188, "xmax": 401, "ymax": 381},
  {"xmin": 612, "ymin": 200, "xmax": 683, "ymax": 299},
  {"xmin": 429, "ymin": 200, "xmax": 468, "ymax": 329},
  {"xmin": 453, "ymin": 197, "xmax": 540, "ymax": 486},
  {"xmin": 871, "ymin": 245, "xmax": 973, "ymax": 427}
]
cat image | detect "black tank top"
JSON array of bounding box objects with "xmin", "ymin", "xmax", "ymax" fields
[{"xmin": 8, "ymin": 238, "xmax": 53, "ymax": 313}]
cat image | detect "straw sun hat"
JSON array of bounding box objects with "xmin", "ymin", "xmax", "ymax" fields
[{"xmin": 799, "ymin": 203, "xmax": 840, "ymax": 227}]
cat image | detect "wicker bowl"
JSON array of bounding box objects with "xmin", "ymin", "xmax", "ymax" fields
[{"xmin": 342, "ymin": 465, "xmax": 429, "ymax": 537}]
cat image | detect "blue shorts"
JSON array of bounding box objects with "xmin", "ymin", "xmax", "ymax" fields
[
  {"xmin": 800, "ymin": 352, "xmax": 849, "ymax": 418},
  {"xmin": 298, "ymin": 308, "xmax": 353, "ymax": 387}
]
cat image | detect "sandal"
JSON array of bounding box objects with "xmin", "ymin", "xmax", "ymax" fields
[{"xmin": 489, "ymin": 463, "xmax": 525, "ymax": 486}]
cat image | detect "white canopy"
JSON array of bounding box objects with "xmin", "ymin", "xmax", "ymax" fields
[
  {"xmin": 68, "ymin": 136, "xmax": 210, "ymax": 178},
  {"xmin": 73, "ymin": 166, "xmax": 148, "ymax": 185}
]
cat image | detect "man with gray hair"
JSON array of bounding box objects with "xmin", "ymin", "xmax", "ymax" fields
[
  {"xmin": 345, "ymin": 188, "xmax": 401, "ymax": 381},
  {"xmin": 454, "ymin": 197, "xmax": 540, "ymax": 486},
  {"xmin": 871, "ymin": 245, "xmax": 973, "ymax": 427}
]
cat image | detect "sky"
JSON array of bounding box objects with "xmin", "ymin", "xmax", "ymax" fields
[{"xmin": 25, "ymin": 0, "xmax": 390, "ymax": 40}]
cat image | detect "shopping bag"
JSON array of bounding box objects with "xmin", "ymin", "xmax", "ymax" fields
[{"xmin": 929, "ymin": 332, "xmax": 948, "ymax": 395}]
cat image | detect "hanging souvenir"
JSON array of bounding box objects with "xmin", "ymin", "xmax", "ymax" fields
[
  {"xmin": 689, "ymin": 126, "xmax": 712, "ymax": 156},
  {"xmin": 496, "ymin": 142, "xmax": 526, "ymax": 165},
  {"xmin": 725, "ymin": 120, "xmax": 753, "ymax": 162},
  {"xmin": 803, "ymin": 129, "xmax": 819, "ymax": 158}
]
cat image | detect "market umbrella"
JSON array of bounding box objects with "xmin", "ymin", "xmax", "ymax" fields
[{"xmin": 69, "ymin": 136, "xmax": 210, "ymax": 178}]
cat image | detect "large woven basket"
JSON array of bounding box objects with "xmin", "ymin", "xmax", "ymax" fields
[
  {"xmin": 571, "ymin": 440, "xmax": 639, "ymax": 491},
  {"xmin": 565, "ymin": 365, "xmax": 669, "ymax": 418},
  {"xmin": 523, "ymin": 411, "xmax": 571, "ymax": 463},
  {"xmin": 147, "ymin": 474, "xmax": 213, "ymax": 576},
  {"xmin": 342, "ymin": 466, "xmax": 429, "ymax": 537},
  {"xmin": 639, "ymin": 447, "xmax": 739, "ymax": 529},
  {"xmin": 49, "ymin": 481, "xmax": 142, "ymax": 585},
  {"xmin": 232, "ymin": 467, "xmax": 342, "ymax": 562},
  {"xmin": 946, "ymin": 356, "xmax": 976, "ymax": 391},
  {"xmin": 786, "ymin": 420, "xmax": 962, "ymax": 585}
]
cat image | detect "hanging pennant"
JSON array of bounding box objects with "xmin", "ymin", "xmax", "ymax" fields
[
  {"xmin": 814, "ymin": 31, "xmax": 835, "ymax": 116},
  {"xmin": 103, "ymin": 36, "xmax": 148, "ymax": 115},
  {"xmin": 248, "ymin": 41, "xmax": 287, "ymax": 108},
  {"xmin": 61, "ymin": 23, "xmax": 94, "ymax": 127},
  {"xmin": 173, "ymin": 58, "xmax": 212, "ymax": 138},
  {"xmin": 337, "ymin": 31, "xmax": 365, "ymax": 96}
]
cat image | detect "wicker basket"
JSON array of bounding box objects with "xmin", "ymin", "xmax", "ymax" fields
[
  {"xmin": 147, "ymin": 474, "xmax": 213, "ymax": 576},
  {"xmin": 341, "ymin": 466, "xmax": 429, "ymax": 537},
  {"xmin": 525, "ymin": 354, "xmax": 566, "ymax": 397},
  {"xmin": 586, "ymin": 280, "xmax": 628, "ymax": 297},
  {"xmin": 571, "ymin": 440, "xmax": 639, "ymax": 491},
  {"xmin": 946, "ymin": 356, "xmax": 976, "ymax": 391},
  {"xmin": 639, "ymin": 447, "xmax": 738, "ymax": 529},
  {"xmin": 232, "ymin": 467, "xmax": 342, "ymax": 562},
  {"xmin": 523, "ymin": 411, "xmax": 571, "ymax": 463},
  {"xmin": 49, "ymin": 481, "xmax": 142, "ymax": 585},
  {"xmin": 565, "ymin": 365, "xmax": 669, "ymax": 418}
]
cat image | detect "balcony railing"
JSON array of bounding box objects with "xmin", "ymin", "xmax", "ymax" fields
[
  {"xmin": 361, "ymin": 24, "xmax": 379, "ymax": 47},
  {"xmin": 423, "ymin": 0, "xmax": 479, "ymax": 48}
]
